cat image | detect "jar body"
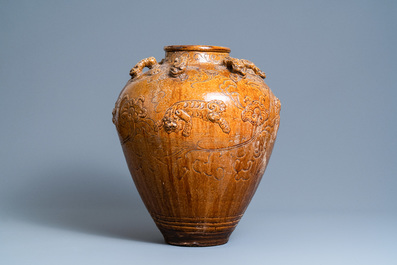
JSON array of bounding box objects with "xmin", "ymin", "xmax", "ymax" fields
[{"xmin": 112, "ymin": 45, "xmax": 280, "ymax": 246}]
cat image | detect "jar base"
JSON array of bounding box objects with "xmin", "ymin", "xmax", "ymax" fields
[
  {"xmin": 163, "ymin": 232, "xmax": 230, "ymax": 247},
  {"xmin": 153, "ymin": 214, "xmax": 239, "ymax": 247}
]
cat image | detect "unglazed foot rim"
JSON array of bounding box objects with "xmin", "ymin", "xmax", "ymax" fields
[{"xmin": 164, "ymin": 235, "xmax": 230, "ymax": 247}]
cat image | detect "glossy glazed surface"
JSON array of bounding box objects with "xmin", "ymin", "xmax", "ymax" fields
[{"xmin": 113, "ymin": 45, "xmax": 280, "ymax": 246}]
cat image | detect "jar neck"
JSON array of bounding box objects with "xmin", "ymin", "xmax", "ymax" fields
[
  {"xmin": 163, "ymin": 45, "xmax": 230, "ymax": 65},
  {"xmin": 165, "ymin": 51, "xmax": 228, "ymax": 65}
]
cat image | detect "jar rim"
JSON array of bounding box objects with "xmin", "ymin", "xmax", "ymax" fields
[{"xmin": 164, "ymin": 45, "xmax": 231, "ymax": 53}]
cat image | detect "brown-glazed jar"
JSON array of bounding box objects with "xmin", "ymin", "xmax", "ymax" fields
[{"xmin": 112, "ymin": 45, "xmax": 280, "ymax": 246}]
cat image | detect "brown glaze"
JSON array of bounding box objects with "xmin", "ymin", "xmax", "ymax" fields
[{"xmin": 112, "ymin": 45, "xmax": 281, "ymax": 246}]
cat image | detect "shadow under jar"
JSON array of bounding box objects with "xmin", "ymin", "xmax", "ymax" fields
[{"xmin": 112, "ymin": 45, "xmax": 281, "ymax": 246}]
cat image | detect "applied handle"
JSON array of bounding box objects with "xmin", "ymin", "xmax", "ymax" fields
[{"xmin": 129, "ymin": 57, "xmax": 158, "ymax": 79}]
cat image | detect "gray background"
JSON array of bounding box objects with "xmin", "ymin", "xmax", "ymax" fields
[{"xmin": 1, "ymin": 0, "xmax": 396, "ymax": 264}]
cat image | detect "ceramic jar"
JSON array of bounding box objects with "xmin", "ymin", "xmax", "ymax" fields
[{"xmin": 112, "ymin": 45, "xmax": 280, "ymax": 246}]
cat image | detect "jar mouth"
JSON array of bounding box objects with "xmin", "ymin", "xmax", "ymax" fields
[{"xmin": 164, "ymin": 45, "xmax": 231, "ymax": 53}]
